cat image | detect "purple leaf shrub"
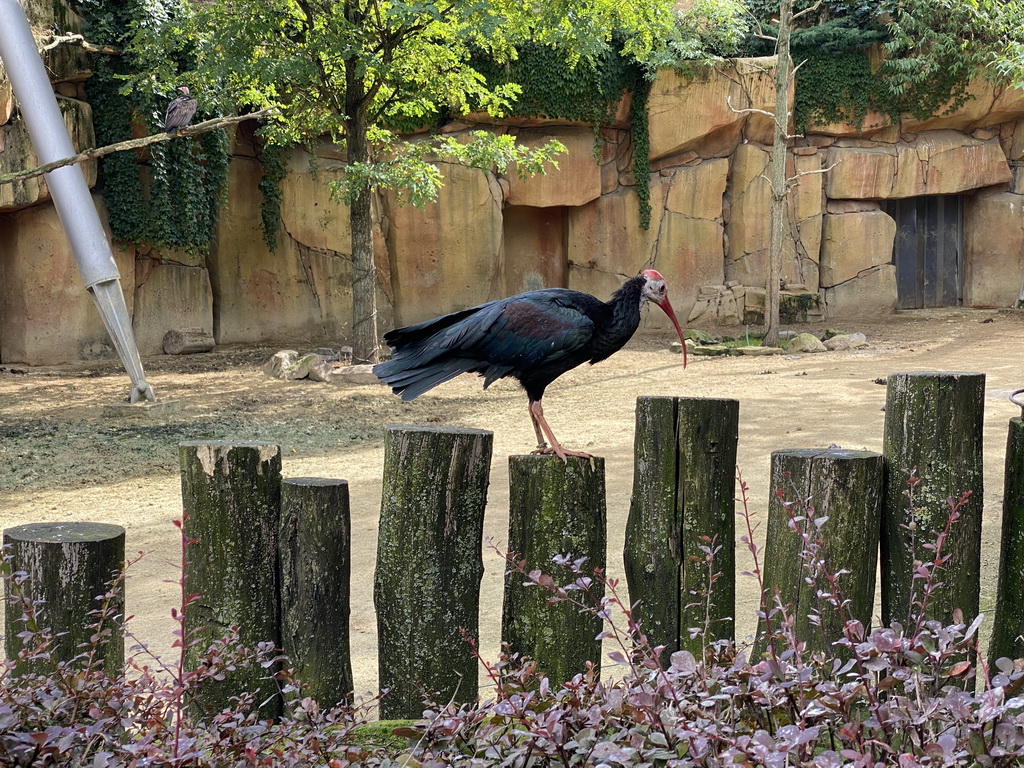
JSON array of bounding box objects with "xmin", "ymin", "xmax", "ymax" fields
[{"xmin": 3, "ymin": 475, "xmax": 1024, "ymax": 767}]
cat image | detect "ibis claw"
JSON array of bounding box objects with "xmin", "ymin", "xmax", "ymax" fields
[{"xmin": 531, "ymin": 444, "xmax": 592, "ymax": 463}]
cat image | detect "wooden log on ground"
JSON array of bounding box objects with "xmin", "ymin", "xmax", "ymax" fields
[
  {"xmin": 374, "ymin": 425, "xmax": 492, "ymax": 720},
  {"xmin": 991, "ymin": 417, "xmax": 1024, "ymax": 664},
  {"xmin": 162, "ymin": 329, "xmax": 215, "ymax": 355},
  {"xmin": 503, "ymin": 455, "xmax": 606, "ymax": 683},
  {"xmin": 623, "ymin": 396, "xmax": 738, "ymax": 660},
  {"xmin": 881, "ymin": 372, "xmax": 985, "ymax": 628},
  {"xmin": 754, "ymin": 448, "xmax": 883, "ymax": 659},
  {"xmin": 280, "ymin": 477, "xmax": 353, "ymax": 708},
  {"xmin": 179, "ymin": 440, "xmax": 283, "ymax": 717},
  {"xmin": 3, "ymin": 522, "xmax": 125, "ymax": 675}
]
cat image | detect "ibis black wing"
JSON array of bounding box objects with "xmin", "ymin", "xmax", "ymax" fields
[
  {"xmin": 459, "ymin": 290, "xmax": 600, "ymax": 384},
  {"xmin": 374, "ymin": 289, "xmax": 603, "ymax": 400}
]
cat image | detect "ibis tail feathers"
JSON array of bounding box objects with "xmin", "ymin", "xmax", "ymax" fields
[{"xmin": 373, "ymin": 356, "xmax": 481, "ymax": 401}]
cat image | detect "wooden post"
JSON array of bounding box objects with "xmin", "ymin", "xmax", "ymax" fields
[
  {"xmin": 754, "ymin": 449, "xmax": 883, "ymax": 658},
  {"xmin": 3, "ymin": 522, "xmax": 125, "ymax": 675},
  {"xmin": 179, "ymin": 440, "xmax": 282, "ymax": 717},
  {"xmin": 623, "ymin": 397, "xmax": 738, "ymax": 660},
  {"xmin": 374, "ymin": 425, "xmax": 492, "ymax": 720},
  {"xmin": 280, "ymin": 477, "xmax": 352, "ymax": 708},
  {"xmin": 503, "ymin": 455, "xmax": 606, "ymax": 683},
  {"xmin": 991, "ymin": 417, "xmax": 1024, "ymax": 664},
  {"xmin": 881, "ymin": 372, "xmax": 985, "ymax": 628}
]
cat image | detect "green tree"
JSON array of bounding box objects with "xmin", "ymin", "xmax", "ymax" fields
[
  {"xmin": 884, "ymin": 0, "xmax": 1024, "ymax": 113},
  {"xmin": 124, "ymin": 0, "xmax": 725, "ymax": 362}
]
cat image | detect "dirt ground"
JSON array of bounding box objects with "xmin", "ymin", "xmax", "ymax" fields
[{"xmin": 2, "ymin": 308, "xmax": 1023, "ymax": 704}]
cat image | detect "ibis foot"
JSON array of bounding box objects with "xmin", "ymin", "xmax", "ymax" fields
[{"xmin": 531, "ymin": 444, "xmax": 592, "ymax": 462}]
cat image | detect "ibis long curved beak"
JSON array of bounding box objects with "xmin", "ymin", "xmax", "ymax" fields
[{"xmin": 655, "ymin": 297, "xmax": 687, "ymax": 368}]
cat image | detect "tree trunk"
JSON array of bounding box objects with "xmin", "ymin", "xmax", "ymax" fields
[
  {"xmin": 179, "ymin": 440, "xmax": 283, "ymax": 718},
  {"xmin": 990, "ymin": 417, "xmax": 1024, "ymax": 665},
  {"xmin": 764, "ymin": 0, "xmax": 793, "ymax": 349},
  {"xmin": 3, "ymin": 522, "xmax": 125, "ymax": 675},
  {"xmin": 374, "ymin": 425, "xmax": 492, "ymax": 719},
  {"xmin": 279, "ymin": 477, "xmax": 353, "ymax": 708},
  {"xmin": 345, "ymin": 19, "xmax": 379, "ymax": 365},
  {"xmin": 880, "ymin": 372, "xmax": 985, "ymax": 629},
  {"xmin": 624, "ymin": 397, "xmax": 738, "ymax": 661},
  {"xmin": 503, "ymin": 455, "xmax": 606, "ymax": 683},
  {"xmin": 754, "ymin": 449, "xmax": 883, "ymax": 659}
]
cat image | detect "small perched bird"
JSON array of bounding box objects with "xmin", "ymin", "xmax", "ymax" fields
[
  {"xmin": 373, "ymin": 269, "xmax": 687, "ymax": 460},
  {"xmin": 164, "ymin": 86, "xmax": 197, "ymax": 135}
]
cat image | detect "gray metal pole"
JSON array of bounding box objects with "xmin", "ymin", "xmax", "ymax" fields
[{"xmin": 0, "ymin": 0, "xmax": 155, "ymax": 402}]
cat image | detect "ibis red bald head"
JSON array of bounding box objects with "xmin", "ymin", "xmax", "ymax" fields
[{"xmin": 640, "ymin": 269, "xmax": 686, "ymax": 367}]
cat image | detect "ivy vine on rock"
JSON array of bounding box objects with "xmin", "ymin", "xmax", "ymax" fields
[
  {"xmin": 257, "ymin": 143, "xmax": 287, "ymax": 251},
  {"xmin": 80, "ymin": 0, "xmax": 228, "ymax": 254}
]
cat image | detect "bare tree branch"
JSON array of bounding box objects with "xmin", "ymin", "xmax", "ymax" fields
[
  {"xmin": 777, "ymin": 160, "xmax": 840, "ymax": 193},
  {"xmin": 726, "ymin": 95, "xmax": 777, "ymax": 120},
  {"xmin": 791, "ymin": 0, "xmax": 823, "ymax": 23},
  {"xmin": 38, "ymin": 33, "xmax": 121, "ymax": 56},
  {"xmin": 0, "ymin": 107, "xmax": 279, "ymax": 187},
  {"xmin": 725, "ymin": 94, "xmax": 798, "ymax": 137},
  {"xmin": 755, "ymin": 0, "xmax": 821, "ymax": 42}
]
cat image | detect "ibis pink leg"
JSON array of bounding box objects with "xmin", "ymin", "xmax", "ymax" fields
[
  {"xmin": 529, "ymin": 406, "xmax": 547, "ymax": 451},
  {"xmin": 528, "ymin": 399, "xmax": 591, "ymax": 462}
]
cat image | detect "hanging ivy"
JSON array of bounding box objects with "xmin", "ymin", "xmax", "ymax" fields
[
  {"xmin": 78, "ymin": 0, "xmax": 228, "ymax": 254},
  {"xmin": 257, "ymin": 143, "xmax": 287, "ymax": 250},
  {"xmin": 790, "ymin": 47, "xmax": 978, "ymax": 132},
  {"xmin": 472, "ymin": 43, "xmax": 639, "ymax": 127},
  {"xmin": 629, "ymin": 77, "xmax": 652, "ymax": 230}
]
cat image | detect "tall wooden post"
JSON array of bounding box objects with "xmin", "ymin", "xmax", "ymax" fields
[
  {"xmin": 624, "ymin": 397, "xmax": 738, "ymax": 659},
  {"xmin": 503, "ymin": 455, "xmax": 606, "ymax": 683},
  {"xmin": 754, "ymin": 449, "xmax": 883, "ymax": 658},
  {"xmin": 3, "ymin": 522, "xmax": 125, "ymax": 675},
  {"xmin": 881, "ymin": 372, "xmax": 985, "ymax": 628},
  {"xmin": 991, "ymin": 416, "xmax": 1024, "ymax": 664},
  {"xmin": 280, "ymin": 477, "xmax": 352, "ymax": 708},
  {"xmin": 179, "ymin": 440, "xmax": 283, "ymax": 717},
  {"xmin": 374, "ymin": 425, "xmax": 492, "ymax": 720}
]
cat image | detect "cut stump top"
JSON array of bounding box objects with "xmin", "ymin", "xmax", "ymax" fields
[{"xmin": 3, "ymin": 521, "xmax": 126, "ymax": 543}]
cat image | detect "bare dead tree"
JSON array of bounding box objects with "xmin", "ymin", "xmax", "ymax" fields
[{"xmin": 743, "ymin": 0, "xmax": 825, "ymax": 347}]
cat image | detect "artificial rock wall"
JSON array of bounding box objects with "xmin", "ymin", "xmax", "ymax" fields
[{"xmin": 3, "ymin": 31, "xmax": 1024, "ymax": 363}]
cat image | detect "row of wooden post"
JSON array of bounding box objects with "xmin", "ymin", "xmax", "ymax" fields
[
  {"xmin": 4, "ymin": 371, "xmax": 1024, "ymax": 718},
  {"xmin": 174, "ymin": 428, "xmax": 612, "ymax": 718}
]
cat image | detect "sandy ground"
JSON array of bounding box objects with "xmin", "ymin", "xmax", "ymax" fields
[{"xmin": 2, "ymin": 308, "xmax": 1023, "ymax": 705}]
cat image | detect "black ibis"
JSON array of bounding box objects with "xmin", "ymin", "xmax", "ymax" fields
[
  {"xmin": 373, "ymin": 269, "xmax": 687, "ymax": 460},
  {"xmin": 164, "ymin": 86, "xmax": 197, "ymax": 135}
]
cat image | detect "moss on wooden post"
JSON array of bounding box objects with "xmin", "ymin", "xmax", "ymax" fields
[
  {"xmin": 623, "ymin": 397, "xmax": 738, "ymax": 660},
  {"xmin": 280, "ymin": 477, "xmax": 352, "ymax": 708},
  {"xmin": 881, "ymin": 372, "xmax": 985, "ymax": 628},
  {"xmin": 3, "ymin": 522, "xmax": 125, "ymax": 675},
  {"xmin": 179, "ymin": 440, "xmax": 283, "ymax": 717},
  {"xmin": 374, "ymin": 425, "xmax": 492, "ymax": 720},
  {"xmin": 991, "ymin": 418, "xmax": 1024, "ymax": 665},
  {"xmin": 754, "ymin": 449, "xmax": 883, "ymax": 658},
  {"xmin": 503, "ymin": 455, "xmax": 606, "ymax": 683}
]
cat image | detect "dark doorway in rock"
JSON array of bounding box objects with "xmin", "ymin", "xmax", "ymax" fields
[
  {"xmin": 883, "ymin": 195, "xmax": 963, "ymax": 309},
  {"xmin": 501, "ymin": 206, "xmax": 567, "ymax": 295}
]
